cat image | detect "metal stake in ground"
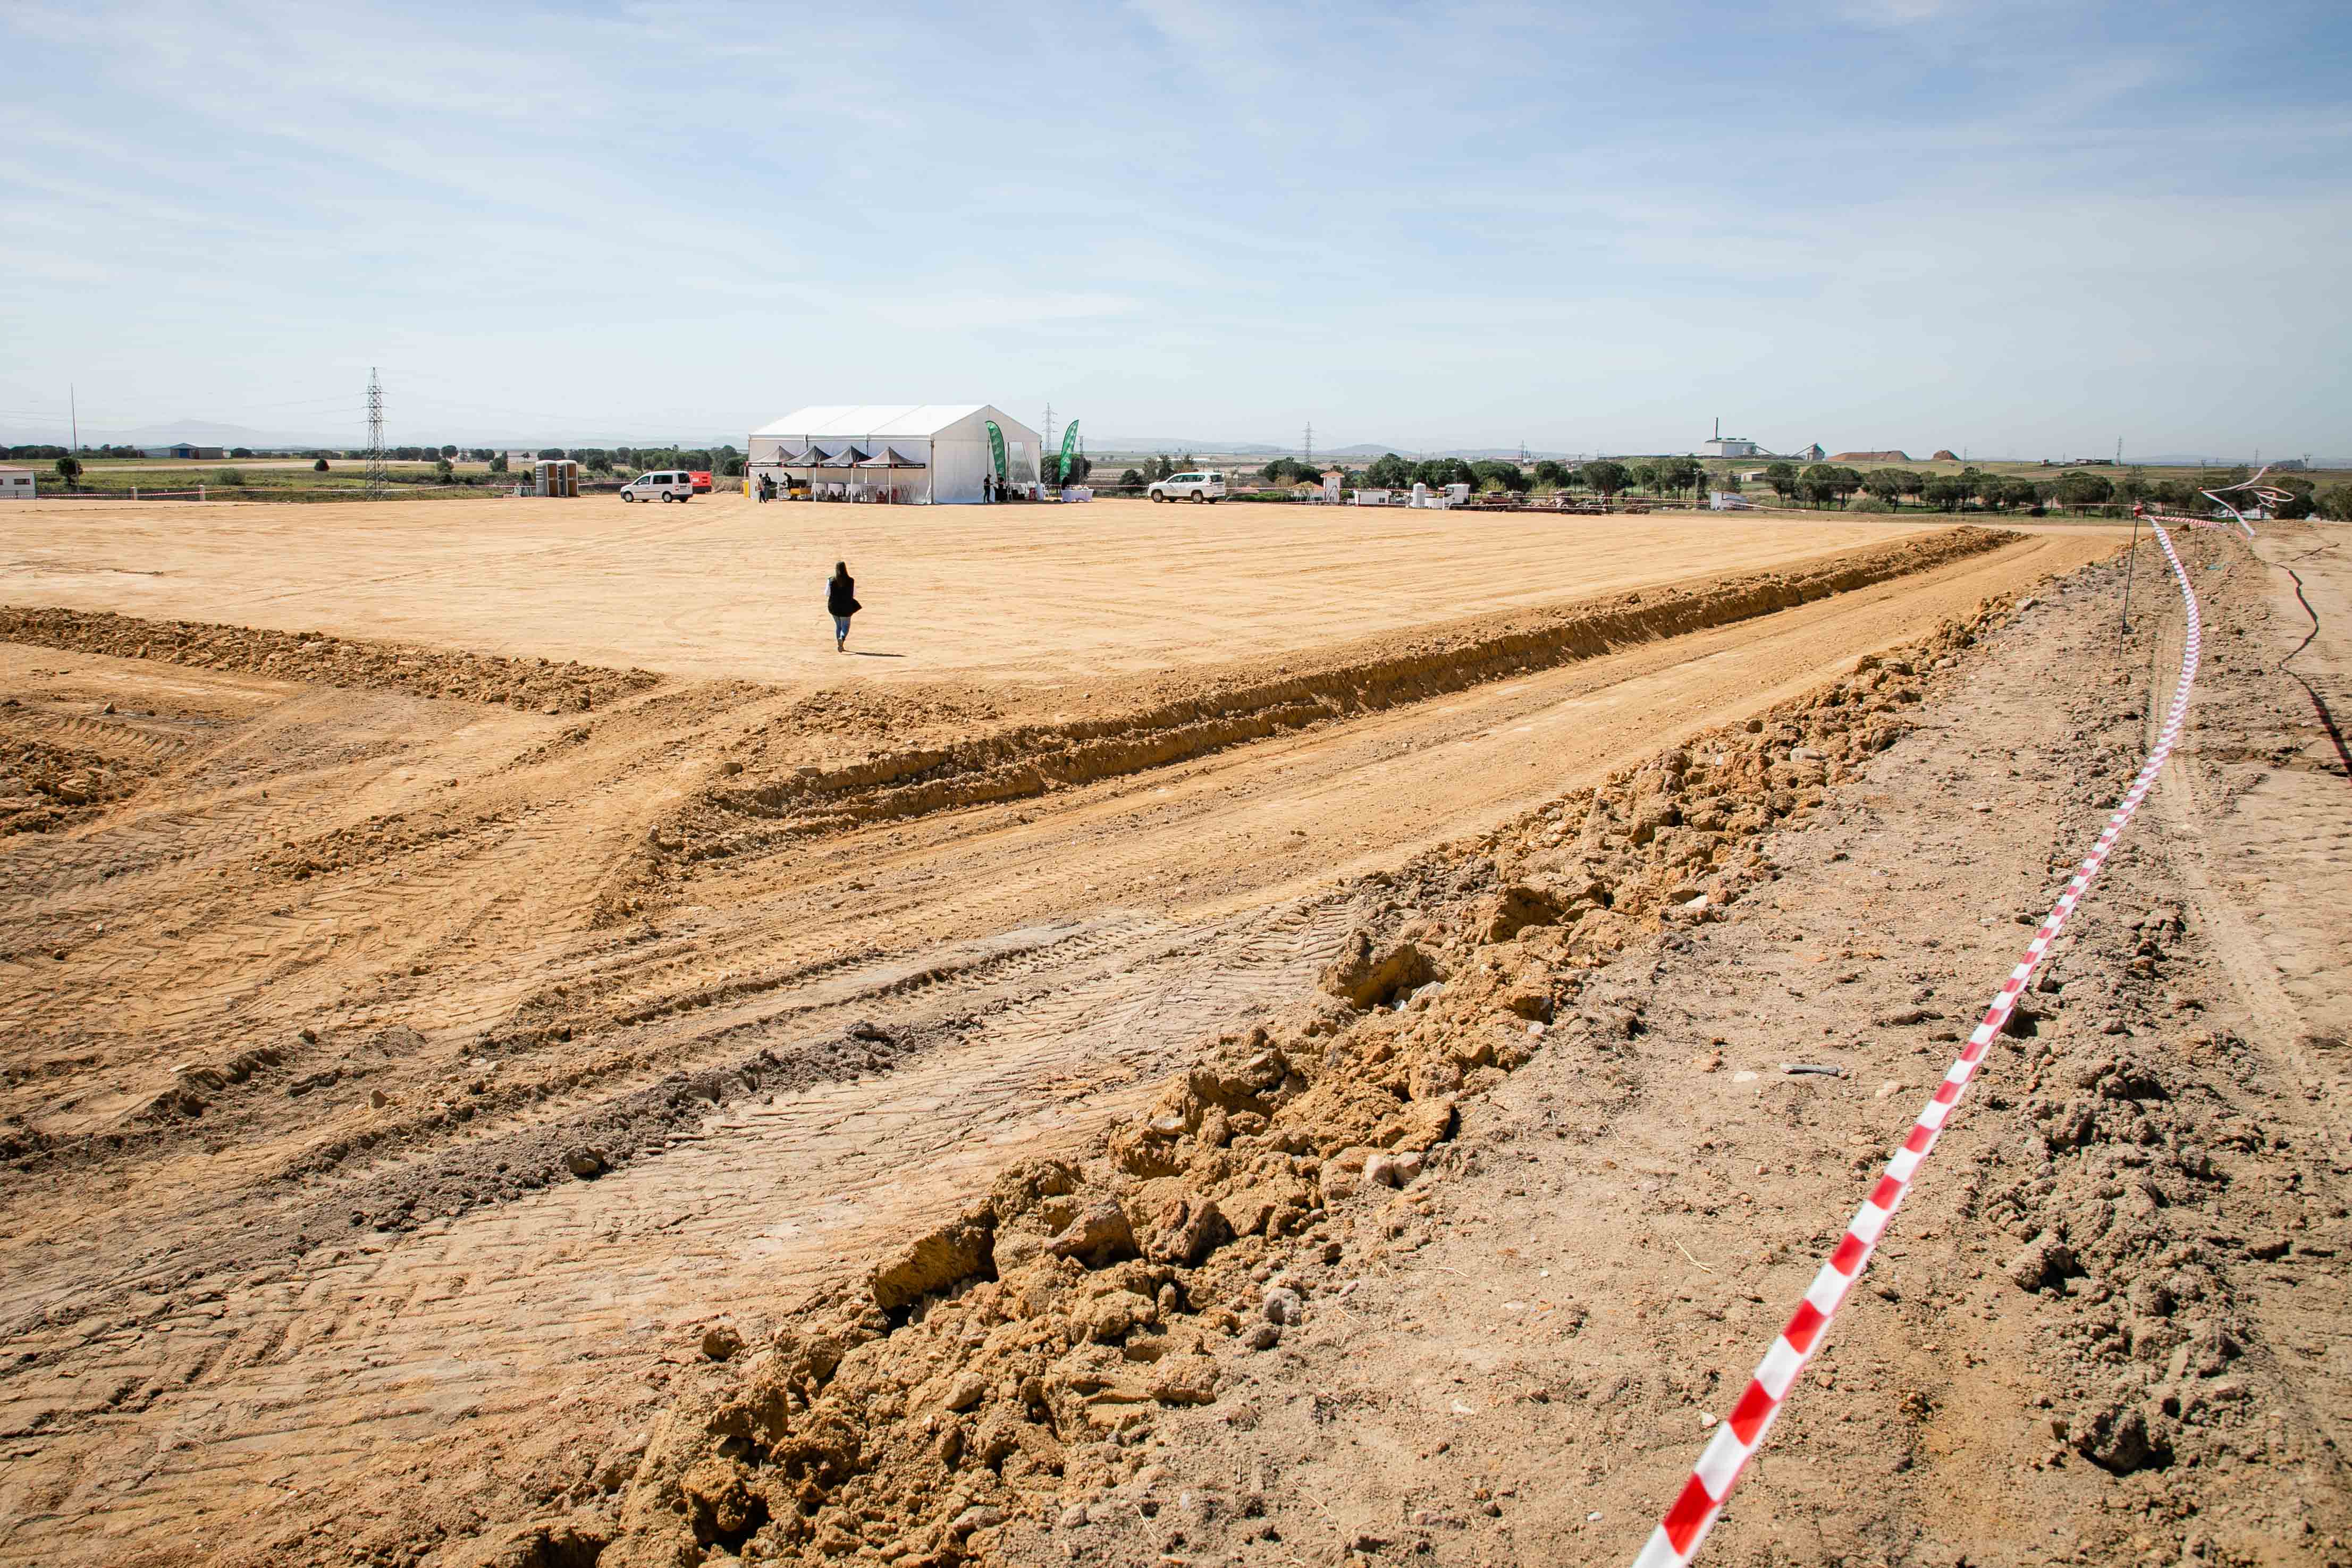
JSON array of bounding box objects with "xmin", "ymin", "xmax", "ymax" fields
[{"xmin": 2120, "ymin": 504, "xmax": 2141, "ymax": 638}]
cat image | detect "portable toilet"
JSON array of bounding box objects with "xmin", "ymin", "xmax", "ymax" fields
[{"xmin": 532, "ymin": 459, "xmax": 579, "ymax": 498}]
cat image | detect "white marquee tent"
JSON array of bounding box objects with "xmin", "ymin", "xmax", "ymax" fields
[{"xmin": 748, "ymin": 404, "xmax": 1042, "ymax": 504}]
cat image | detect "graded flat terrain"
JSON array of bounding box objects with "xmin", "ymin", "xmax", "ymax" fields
[
  {"xmin": 1, "ymin": 495, "xmax": 1941, "ymax": 686},
  {"xmin": 0, "ymin": 520, "xmax": 2136, "ymax": 1565}
]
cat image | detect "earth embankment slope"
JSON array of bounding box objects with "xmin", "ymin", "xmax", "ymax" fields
[
  {"xmin": 0, "ymin": 525, "xmax": 2122, "ymax": 1565},
  {"xmin": 657, "ymin": 526, "xmax": 2014, "ymax": 854}
]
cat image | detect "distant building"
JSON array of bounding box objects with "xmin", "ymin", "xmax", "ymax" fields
[
  {"xmin": 1700, "ymin": 417, "xmax": 1759, "ymax": 459},
  {"xmin": 1931, "ymin": 449, "xmax": 1959, "ymax": 462},
  {"xmin": 1795, "ymin": 443, "xmax": 1826, "ymax": 463},
  {"xmin": 0, "ymin": 465, "xmax": 35, "ymax": 501},
  {"xmin": 142, "ymin": 443, "xmax": 225, "ymax": 460}
]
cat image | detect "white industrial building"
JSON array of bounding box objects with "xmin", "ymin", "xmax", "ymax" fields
[
  {"xmin": 0, "ymin": 465, "xmax": 35, "ymax": 501},
  {"xmin": 1700, "ymin": 418, "xmax": 1759, "ymax": 459},
  {"xmin": 747, "ymin": 404, "xmax": 1041, "ymax": 504}
]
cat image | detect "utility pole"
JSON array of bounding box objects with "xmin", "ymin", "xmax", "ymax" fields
[
  {"xmin": 1303, "ymin": 421, "xmax": 1312, "ymax": 467},
  {"xmin": 70, "ymin": 384, "xmax": 79, "ymax": 454},
  {"xmin": 1043, "ymin": 402, "xmax": 1056, "ymax": 475},
  {"xmin": 366, "ymin": 367, "xmax": 387, "ymax": 499}
]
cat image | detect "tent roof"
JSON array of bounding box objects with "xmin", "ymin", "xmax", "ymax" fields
[{"xmin": 754, "ymin": 404, "xmax": 996, "ymax": 439}]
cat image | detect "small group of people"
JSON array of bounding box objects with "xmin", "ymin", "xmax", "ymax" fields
[
  {"xmin": 983, "ymin": 474, "xmax": 1028, "ymax": 503},
  {"xmin": 758, "ymin": 471, "xmax": 908, "ymax": 503}
]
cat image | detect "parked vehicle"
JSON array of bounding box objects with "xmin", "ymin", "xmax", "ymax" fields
[
  {"xmin": 1147, "ymin": 470, "xmax": 1225, "ymax": 503},
  {"xmin": 621, "ymin": 470, "xmax": 696, "ymax": 503}
]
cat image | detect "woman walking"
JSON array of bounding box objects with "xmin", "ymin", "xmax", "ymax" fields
[{"xmin": 827, "ymin": 560, "xmax": 861, "ymax": 652}]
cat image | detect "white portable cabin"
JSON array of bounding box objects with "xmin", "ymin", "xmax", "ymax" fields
[
  {"xmin": 0, "ymin": 466, "xmax": 34, "ymax": 501},
  {"xmin": 746, "ymin": 404, "xmax": 1042, "ymax": 504}
]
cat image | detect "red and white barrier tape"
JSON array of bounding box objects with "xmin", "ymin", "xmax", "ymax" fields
[
  {"xmin": 2145, "ymin": 465, "xmax": 2290, "ymax": 539},
  {"xmin": 1630, "ymin": 518, "xmax": 2209, "ymax": 1568},
  {"xmin": 2203, "ymin": 465, "xmax": 2290, "ymax": 539}
]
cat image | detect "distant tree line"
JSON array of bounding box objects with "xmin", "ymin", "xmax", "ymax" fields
[
  {"xmin": 1259, "ymin": 456, "xmax": 1329, "ymax": 486},
  {"xmin": 9, "ymin": 444, "xmax": 141, "ymax": 460},
  {"xmin": 1117, "ymin": 454, "xmax": 1200, "ymax": 487},
  {"xmin": 533, "ymin": 445, "xmax": 746, "ymax": 476},
  {"xmin": 1749, "ymin": 461, "xmax": 2215, "ymax": 515},
  {"xmin": 1344, "ymin": 452, "xmax": 1709, "ymax": 500}
]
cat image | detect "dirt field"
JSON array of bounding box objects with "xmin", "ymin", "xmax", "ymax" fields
[
  {"xmin": 6, "ymin": 494, "xmax": 1955, "ymax": 687},
  {"xmin": 3, "ymin": 503, "xmax": 2343, "ymax": 1568}
]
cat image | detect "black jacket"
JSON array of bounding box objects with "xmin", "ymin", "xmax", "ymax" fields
[{"xmin": 827, "ymin": 574, "xmax": 860, "ymax": 616}]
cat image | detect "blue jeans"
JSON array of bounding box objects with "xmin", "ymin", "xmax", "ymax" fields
[{"xmin": 833, "ymin": 615, "xmax": 850, "ymax": 642}]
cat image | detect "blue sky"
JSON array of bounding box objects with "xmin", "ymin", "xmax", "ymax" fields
[{"xmin": 1, "ymin": 0, "xmax": 2345, "ymax": 457}]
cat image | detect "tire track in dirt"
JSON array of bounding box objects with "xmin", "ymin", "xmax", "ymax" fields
[{"xmin": 0, "ymin": 892, "xmax": 1364, "ymax": 1565}]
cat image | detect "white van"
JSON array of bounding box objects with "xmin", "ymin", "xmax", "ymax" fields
[
  {"xmin": 620, "ymin": 470, "xmax": 695, "ymax": 503},
  {"xmin": 1147, "ymin": 470, "xmax": 1225, "ymax": 503}
]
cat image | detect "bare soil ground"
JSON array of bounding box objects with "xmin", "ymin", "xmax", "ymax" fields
[
  {"xmin": 4, "ymin": 493, "xmax": 1951, "ymax": 686},
  {"xmin": 6, "ymin": 505, "xmax": 2341, "ymax": 1568}
]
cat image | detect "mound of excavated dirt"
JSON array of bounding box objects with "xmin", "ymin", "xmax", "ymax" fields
[
  {"xmin": 476, "ymin": 600, "xmax": 2018, "ymax": 1567},
  {"xmin": 0, "ymin": 605, "xmax": 663, "ymax": 711}
]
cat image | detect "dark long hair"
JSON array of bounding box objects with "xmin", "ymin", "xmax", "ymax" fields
[{"xmin": 832, "ymin": 560, "xmax": 849, "ymax": 580}]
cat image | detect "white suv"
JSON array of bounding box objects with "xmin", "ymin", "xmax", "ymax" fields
[
  {"xmin": 1148, "ymin": 470, "xmax": 1225, "ymax": 503},
  {"xmin": 620, "ymin": 470, "xmax": 695, "ymax": 503}
]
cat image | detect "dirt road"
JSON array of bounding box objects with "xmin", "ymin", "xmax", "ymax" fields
[{"xmin": 0, "ymin": 526, "xmax": 2118, "ymax": 1564}]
